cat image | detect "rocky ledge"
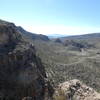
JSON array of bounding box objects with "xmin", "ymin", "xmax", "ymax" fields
[{"xmin": 53, "ymin": 79, "xmax": 100, "ymax": 100}]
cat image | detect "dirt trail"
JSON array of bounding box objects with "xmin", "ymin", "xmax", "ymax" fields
[{"xmin": 56, "ymin": 53, "xmax": 100, "ymax": 66}]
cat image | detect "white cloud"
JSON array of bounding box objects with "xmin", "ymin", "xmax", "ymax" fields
[{"xmin": 22, "ymin": 25, "xmax": 100, "ymax": 35}]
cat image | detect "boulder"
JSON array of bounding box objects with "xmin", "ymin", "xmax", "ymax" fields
[{"xmin": 53, "ymin": 79, "xmax": 100, "ymax": 100}]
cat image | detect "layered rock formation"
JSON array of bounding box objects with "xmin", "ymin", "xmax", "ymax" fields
[
  {"xmin": 53, "ymin": 79, "xmax": 100, "ymax": 100},
  {"xmin": 0, "ymin": 20, "xmax": 49, "ymax": 100}
]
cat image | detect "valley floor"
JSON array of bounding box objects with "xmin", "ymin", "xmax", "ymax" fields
[{"xmin": 33, "ymin": 40, "xmax": 100, "ymax": 92}]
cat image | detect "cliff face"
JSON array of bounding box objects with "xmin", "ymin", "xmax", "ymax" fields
[
  {"xmin": 0, "ymin": 23, "xmax": 22, "ymax": 53},
  {"xmin": 0, "ymin": 20, "xmax": 47, "ymax": 100}
]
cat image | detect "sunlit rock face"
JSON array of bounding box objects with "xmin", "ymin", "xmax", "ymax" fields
[
  {"xmin": 53, "ymin": 79, "xmax": 100, "ymax": 100},
  {"xmin": 0, "ymin": 20, "xmax": 47, "ymax": 100}
]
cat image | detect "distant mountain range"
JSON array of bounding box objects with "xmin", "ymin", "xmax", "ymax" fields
[
  {"xmin": 47, "ymin": 33, "xmax": 100, "ymax": 39},
  {"xmin": 47, "ymin": 34, "xmax": 68, "ymax": 38},
  {"xmin": 60, "ymin": 33, "xmax": 100, "ymax": 40}
]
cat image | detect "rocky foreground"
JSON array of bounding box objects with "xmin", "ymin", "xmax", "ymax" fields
[{"xmin": 53, "ymin": 79, "xmax": 100, "ymax": 100}]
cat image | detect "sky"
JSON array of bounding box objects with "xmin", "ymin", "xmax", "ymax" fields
[{"xmin": 0, "ymin": 0, "xmax": 100, "ymax": 35}]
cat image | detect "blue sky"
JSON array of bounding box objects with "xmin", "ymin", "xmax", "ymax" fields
[{"xmin": 0, "ymin": 0, "xmax": 100, "ymax": 35}]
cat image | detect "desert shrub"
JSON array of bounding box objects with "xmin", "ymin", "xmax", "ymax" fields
[{"xmin": 53, "ymin": 89, "xmax": 66, "ymax": 100}]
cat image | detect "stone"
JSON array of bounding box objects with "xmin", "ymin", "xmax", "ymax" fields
[{"xmin": 53, "ymin": 79, "xmax": 100, "ymax": 100}]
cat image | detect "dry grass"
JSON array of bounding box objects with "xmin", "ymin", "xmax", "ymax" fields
[{"xmin": 53, "ymin": 89, "xmax": 66, "ymax": 100}]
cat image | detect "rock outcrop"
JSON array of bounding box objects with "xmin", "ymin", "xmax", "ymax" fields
[
  {"xmin": 63, "ymin": 40, "xmax": 93, "ymax": 51},
  {"xmin": 0, "ymin": 20, "xmax": 49, "ymax": 100},
  {"xmin": 53, "ymin": 79, "xmax": 100, "ymax": 100},
  {"xmin": 54, "ymin": 38, "xmax": 62, "ymax": 43}
]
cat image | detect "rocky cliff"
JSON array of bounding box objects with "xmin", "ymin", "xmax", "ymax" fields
[
  {"xmin": 0, "ymin": 20, "xmax": 50, "ymax": 100},
  {"xmin": 53, "ymin": 79, "xmax": 100, "ymax": 100}
]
